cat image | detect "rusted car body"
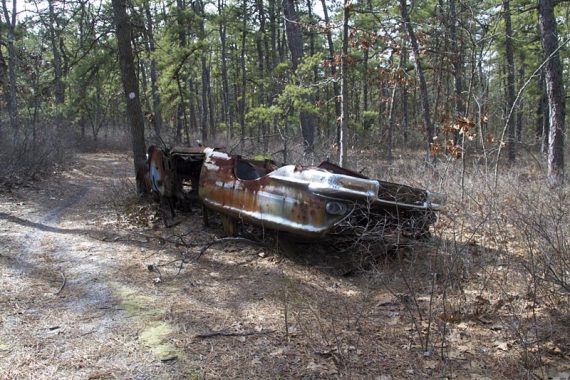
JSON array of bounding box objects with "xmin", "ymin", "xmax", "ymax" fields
[{"xmin": 148, "ymin": 146, "xmax": 445, "ymax": 238}]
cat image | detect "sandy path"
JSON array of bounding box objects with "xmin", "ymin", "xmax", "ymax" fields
[
  {"xmin": 1, "ymin": 152, "xmax": 495, "ymax": 379},
  {"xmin": 0, "ymin": 153, "xmax": 180, "ymax": 379}
]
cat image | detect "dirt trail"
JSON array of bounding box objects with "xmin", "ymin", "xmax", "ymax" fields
[
  {"xmin": 3, "ymin": 152, "xmax": 542, "ymax": 379},
  {"xmin": 0, "ymin": 153, "xmax": 383, "ymax": 379},
  {"xmin": 0, "ymin": 153, "xmax": 181, "ymax": 379}
]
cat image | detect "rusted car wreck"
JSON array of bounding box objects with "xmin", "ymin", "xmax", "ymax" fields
[{"xmin": 147, "ymin": 146, "xmax": 445, "ymax": 240}]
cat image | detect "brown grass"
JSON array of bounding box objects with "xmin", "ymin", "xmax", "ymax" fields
[
  {"xmin": 1, "ymin": 145, "xmax": 569, "ymax": 379},
  {"xmin": 115, "ymin": 144, "xmax": 570, "ymax": 378}
]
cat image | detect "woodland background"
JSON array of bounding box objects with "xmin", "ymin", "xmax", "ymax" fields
[
  {"xmin": 1, "ymin": 0, "xmax": 570, "ymax": 378},
  {"xmin": 0, "ymin": 0, "xmax": 567, "ymax": 179}
]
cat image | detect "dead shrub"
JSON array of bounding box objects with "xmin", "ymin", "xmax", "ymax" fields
[{"xmin": 0, "ymin": 125, "xmax": 75, "ymax": 190}]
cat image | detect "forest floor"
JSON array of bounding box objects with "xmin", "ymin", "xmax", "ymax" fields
[{"xmin": 0, "ymin": 152, "xmax": 569, "ymax": 379}]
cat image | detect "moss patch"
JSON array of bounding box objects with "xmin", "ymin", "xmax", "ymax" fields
[
  {"xmin": 110, "ymin": 282, "xmax": 163, "ymax": 317},
  {"xmin": 110, "ymin": 282, "xmax": 179, "ymax": 360},
  {"xmin": 139, "ymin": 321, "xmax": 178, "ymax": 359}
]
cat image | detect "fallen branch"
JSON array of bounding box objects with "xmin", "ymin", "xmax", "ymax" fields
[
  {"xmin": 147, "ymin": 236, "xmax": 268, "ymax": 281},
  {"xmin": 196, "ymin": 237, "xmax": 266, "ymax": 259},
  {"xmin": 194, "ymin": 329, "xmax": 274, "ymax": 339},
  {"xmin": 55, "ymin": 272, "xmax": 66, "ymax": 295}
]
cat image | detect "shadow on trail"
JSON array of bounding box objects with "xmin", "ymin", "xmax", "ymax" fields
[
  {"xmin": 0, "ymin": 211, "xmax": 158, "ymax": 251},
  {"xmin": 0, "ymin": 211, "xmax": 103, "ymax": 237}
]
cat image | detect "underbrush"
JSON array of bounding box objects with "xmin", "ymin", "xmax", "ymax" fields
[
  {"xmin": 105, "ymin": 138, "xmax": 569, "ymax": 377},
  {"xmin": 237, "ymin": 143, "xmax": 570, "ymax": 377},
  {"xmin": 0, "ymin": 126, "xmax": 76, "ymax": 190},
  {"xmin": 345, "ymin": 152, "xmax": 570, "ymax": 377}
]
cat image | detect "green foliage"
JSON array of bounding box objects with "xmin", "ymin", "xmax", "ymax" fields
[
  {"xmin": 250, "ymin": 153, "xmax": 273, "ymax": 160},
  {"xmin": 296, "ymin": 52, "xmax": 324, "ymax": 82},
  {"xmin": 276, "ymin": 84, "xmax": 317, "ymax": 115},
  {"xmin": 246, "ymin": 105, "xmax": 282, "ymax": 125},
  {"xmin": 0, "ymin": 0, "xmax": 567, "ymax": 153},
  {"xmin": 362, "ymin": 110, "xmax": 378, "ymax": 127}
]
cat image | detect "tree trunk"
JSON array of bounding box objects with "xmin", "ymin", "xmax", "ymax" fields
[
  {"xmin": 47, "ymin": 0, "xmax": 64, "ymax": 105},
  {"xmin": 1, "ymin": 0, "xmax": 18, "ymax": 135},
  {"xmin": 400, "ymin": 0, "xmax": 434, "ymax": 156},
  {"xmin": 176, "ymin": 102, "xmax": 183, "ymax": 143},
  {"xmin": 360, "ymin": 0, "xmax": 373, "ymax": 132},
  {"xmin": 538, "ymin": 0, "xmax": 565, "ymax": 182},
  {"xmin": 537, "ymin": 69, "xmax": 549, "ymax": 154},
  {"xmin": 195, "ymin": 0, "xmax": 212, "ymax": 143},
  {"xmin": 449, "ymin": 0, "xmax": 463, "ymax": 119},
  {"xmin": 239, "ymin": 0, "xmax": 247, "ymax": 147},
  {"xmin": 256, "ymin": 0, "xmax": 271, "ymax": 150},
  {"xmin": 77, "ymin": 2, "xmax": 87, "ymax": 139},
  {"xmin": 339, "ymin": 0, "xmax": 349, "ymax": 167},
  {"xmin": 143, "ymin": 0, "xmax": 163, "ymax": 139},
  {"xmin": 218, "ymin": 0, "xmax": 234, "ymax": 140},
  {"xmin": 320, "ymin": 0, "xmax": 341, "ymax": 142},
  {"xmin": 175, "ymin": 77, "xmax": 189, "ymax": 144},
  {"xmin": 0, "ymin": 17, "xmax": 7, "ymax": 140},
  {"xmin": 175, "ymin": 0, "xmax": 187, "ymax": 143},
  {"xmin": 401, "ymin": 34, "xmax": 409, "ymax": 145},
  {"xmin": 188, "ymin": 78, "xmax": 197, "ymax": 137},
  {"xmin": 503, "ymin": 0, "xmax": 516, "ymax": 162},
  {"xmin": 516, "ymin": 65, "xmax": 524, "ymax": 142},
  {"xmin": 306, "ymin": 0, "xmax": 317, "ymax": 81},
  {"xmin": 269, "ymin": 0, "xmax": 278, "ymax": 70},
  {"xmin": 449, "ymin": 0, "xmax": 464, "ymax": 148},
  {"xmin": 362, "ymin": 43, "xmax": 370, "ymax": 131},
  {"xmin": 282, "ymin": 0, "xmax": 314, "ymax": 152},
  {"xmin": 111, "ymin": 0, "xmax": 147, "ymax": 194}
]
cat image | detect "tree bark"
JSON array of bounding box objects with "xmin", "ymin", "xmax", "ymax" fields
[
  {"xmin": 195, "ymin": 0, "xmax": 212, "ymax": 142},
  {"xmin": 537, "ymin": 69, "xmax": 549, "ymax": 154},
  {"xmin": 143, "ymin": 0, "xmax": 163, "ymax": 139},
  {"xmin": 282, "ymin": 0, "xmax": 314, "ymax": 152},
  {"xmin": 0, "ymin": 12, "xmax": 7, "ymax": 140},
  {"xmin": 306, "ymin": 0, "xmax": 317, "ymax": 81},
  {"xmin": 503, "ymin": 0, "xmax": 516, "ymax": 162},
  {"xmin": 339, "ymin": 0, "xmax": 349, "ymax": 167},
  {"xmin": 400, "ymin": 34, "xmax": 409, "ymax": 145},
  {"xmin": 47, "ymin": 0, "xmax": 64, "ymax": 105},
  {"xmin": 218, "ymin": 0, "xmax": 234, "ymax": 140},
  {"xmin": 400, "ymin": 0, "xmax": 434, "ymax": 156},
  {"xmin": 1, "ymin": 0, "xmax": 18, "ymax": 135},
  {"xmin": 111, "ymin": 0, "xmax": 147, "ymax": 194},
  {"xmin": 538, "ymin": 0, "xmax": 565, "ymax": 182},
  {"xmin": 320, "ymin": 0, "xmax": 341, "ymax": 142}
]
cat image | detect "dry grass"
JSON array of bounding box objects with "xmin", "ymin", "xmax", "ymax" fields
[
  {"xmin": 0, "ymin": 126, "xmax": 76, "ymax": 191},
  {"xmin": 1, "ymin": 145, "xmax": 569, "ymax": 379},
  {"xmin": 115, "ymin": 144, "xmax": 570, "ymax": 378}
]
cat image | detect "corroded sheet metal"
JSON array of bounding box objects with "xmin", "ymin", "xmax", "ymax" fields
[
  {"xmin": 147, "ymin": 145, "xmax": 446, "ymax": 237},
  {"xmin": 199, "ymin": 152, "xmax": 357, "ymax": 237},
  {"xmin": 269, "ymin": 166, "xmax": 379, "ymax": 200},
  {"xmin": 197, "ymin": 150, "xmax": 445, "ymax": 237},
  {"xmin": 148, "ymin": 146, "xmax": 168, "ymax": 194},
  {"xmin": 318, "ymin": 161, "xmax": 446, "ymax": 210}
]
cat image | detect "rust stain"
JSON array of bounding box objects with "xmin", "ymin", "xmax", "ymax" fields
[{"xmin": 148, "ymin": 146, "xmax": 445, "ymax": 238}]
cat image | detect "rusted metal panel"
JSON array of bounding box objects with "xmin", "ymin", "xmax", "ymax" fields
[
  {"xmin": 198, "ymin": 152, "xmax": 350, "ymax": 237},
  {"xmin": 148, "ymin": 145, "xmax": 168, "ymax": 195},
  {"xmin": 148, "ymin": 146, "xmax": 446, "ymax": 238}
]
